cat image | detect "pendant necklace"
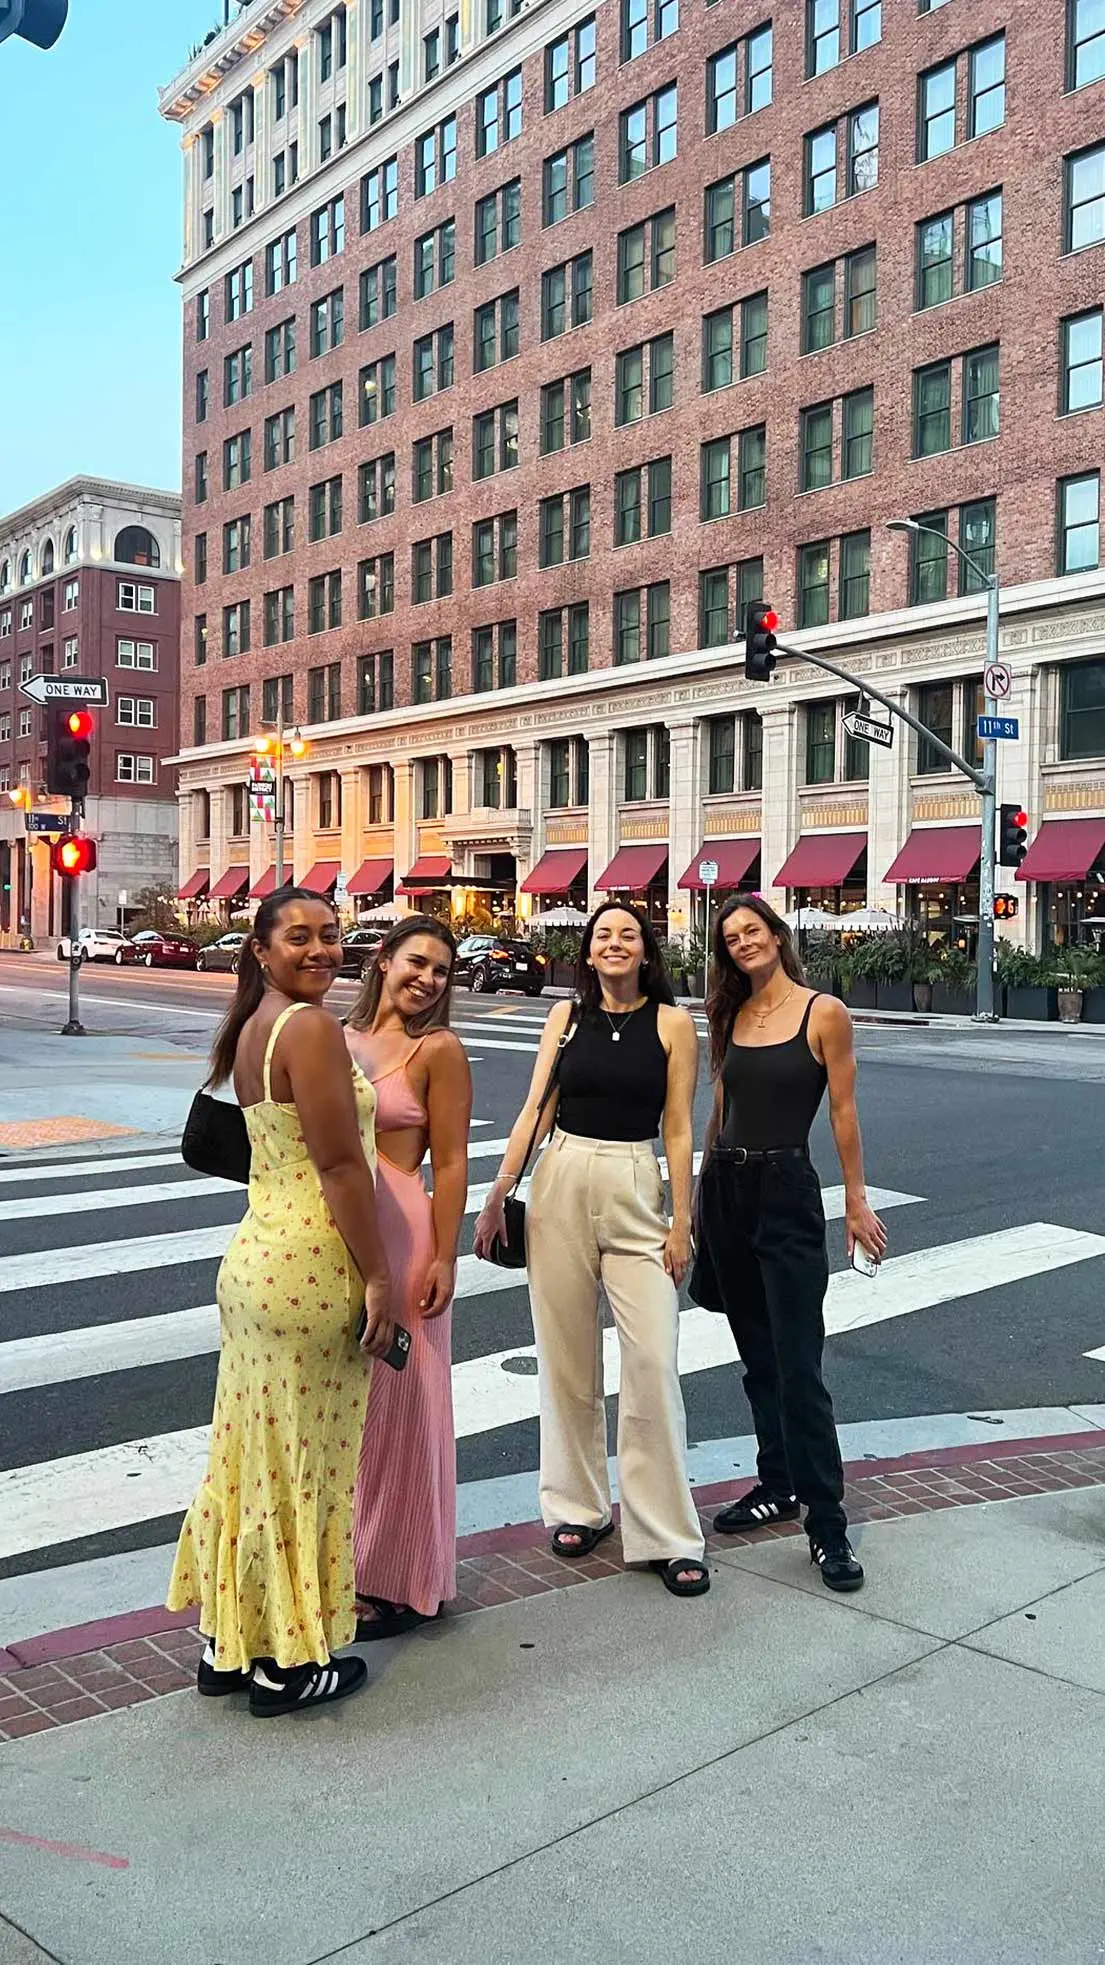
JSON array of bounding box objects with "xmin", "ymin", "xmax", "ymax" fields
[
  {"xmin": 602, "ymin": 1001, "xmax": 642, "ymax": 1043},
  {"xmin": 752, "ymin": 983, "xmax": 796, "ymax": 1032}
]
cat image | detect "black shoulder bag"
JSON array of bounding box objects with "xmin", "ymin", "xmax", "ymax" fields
[
  {"xmin": 487, "ymin": 1003, "xmax": 579, "ymax": 1270},
  {"xmin": 181, "ymin": 1089, "xmax": 252, "ymax": 1186}
]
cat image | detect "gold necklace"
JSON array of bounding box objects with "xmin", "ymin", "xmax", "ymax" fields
[{"xmin": 750, "ymin": 983, "xmax": 796, "ymax": 1032}]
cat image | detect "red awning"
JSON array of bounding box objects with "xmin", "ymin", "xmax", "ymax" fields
[
  {"xmin": 1016, "ymin": 818, "xmax": 1105, "ymax": 883},
  {"xmin": 678, "ymin": 838, "xmax": 761, "ymax": 891},
  {"xmin": 301, "ymin": 860, "xmax": 341, "ymax": 893},
  {"xmin": 208, "ymin": 865, "xmax": 249, "ymax": 902},
  {"xmin": 884, "ymin": 826, "xmax": 980, "ymax": 885},
  {"xmin": 249, "ymin": 867, "xmax": 276, "ymax": 900},
  {"xmin": 521, "ymin": 847, "xmax": 588, "ymax": 896},
  {"xmin": 397, "ymin": 854, "xmax": 452, "ymax": 894},
  {"xmin": 177, "ymin": 870, "xmax": 209, "ymax": 901},
  {"xmin": 595, "ymin": 844, "xmax": 669, "ymax": 891},
  {"xmin": 775, "ymin": 833, "xmax": 867, "ymax": 889},
  {"xmin": 346, "ymin": 857, "xmax": 394, "ymax": 897}
]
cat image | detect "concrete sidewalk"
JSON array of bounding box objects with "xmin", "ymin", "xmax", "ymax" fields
[{"xmin": 2, "ymin": 1458, "xmax": 1105, "ymax": 1965}]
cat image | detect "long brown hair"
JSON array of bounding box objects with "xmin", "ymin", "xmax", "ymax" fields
[
  {"xmin": 705, "ymin": 892, "xmax": 806, "ymax": 1076},
  {"xmin": 575, "ymin": 900, "xmax": 676, "ymax": 1011},
  {"xmin": 206, "ymin": 886, "xmax": 337, "ymax": 1087},
  {"xmin": 347, "ymin": 913, "xmax": 457, "ymax": 1035}
]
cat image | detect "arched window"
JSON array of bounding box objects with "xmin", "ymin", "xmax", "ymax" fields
[
  {"xmin": 63, "ymin": 526, "xmax": 78, "ymax": 564},
  {"xmin": 114, "ymin": 525, "xmax": 161, "ymax": 569},
  {"xmin": 41, "ymin": 538, "xmax": 55, "ymax": 575},
  {"xmin": 18, "ymin": 550, "xmax": 32, "ymax": 586},
  {"xmin": 0, "ymin": 559, "xmax": 10, "ymax": 595}
]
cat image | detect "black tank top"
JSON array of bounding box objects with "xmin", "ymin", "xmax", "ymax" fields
[
  {"xmin": 720, "ymin": 995, "xmax": 828, "ymax": 1151},
  {"xmin": 556, "ymin": 1000, "xmax": 668, "ymax": 1142}
]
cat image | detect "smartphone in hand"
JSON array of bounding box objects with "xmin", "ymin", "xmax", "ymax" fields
[
  {"xmin": 850, "ymin": 1243, "xmax": 880, "ymax": 1280},
  {"xmin": 355, "ymin": 1310, "xmax": 412, "ymax": 1368}
]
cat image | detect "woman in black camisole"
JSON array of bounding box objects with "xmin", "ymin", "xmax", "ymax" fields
[
  {"xmin": 690, "ymin": 893, "xmax": 887, "ymax": 1593},
  {"xmin": 474, "ymin": 903, "xmax": 709, "ymax": 1598}
]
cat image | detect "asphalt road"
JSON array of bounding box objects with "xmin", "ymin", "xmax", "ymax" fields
[{"xmin": 2, "ymin": 957, "xmax": 1105, "ymax": 1620}]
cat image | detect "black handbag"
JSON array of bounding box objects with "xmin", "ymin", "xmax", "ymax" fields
[
  {"xmin": 486, "ymin": 1003, "xmax": 579, "ymax": 1269},
  {"xmin": 181, "ymin": 1089, "xmax": 253, "ymax": 1186}
]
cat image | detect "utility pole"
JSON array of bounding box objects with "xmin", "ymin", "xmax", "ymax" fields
[
  {"xmin": 61, "ymin": 794, "xmax": 84, "ymax": 1036},
  {"xmin": 255, "ymin": 711, "xmax": 304, "ymax": 891}
]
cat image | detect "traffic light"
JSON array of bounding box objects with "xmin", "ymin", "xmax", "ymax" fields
[
  {"xmin": 0, "ymin": 0, "xmax": 68, "ymax": 48},
  {"xmin": 998, "ymin": 803, "xmax": 1028, "ymax": 869},
  {"xmin": 46, "ymin": 704, "xmax": 94, "ymax": 800},
  {"xmin": 742, "ymin": 602, "xmax": 779, "ymax": 682},
  {"xmin": 50, "ymin": 834, "xmax": 97, "ymax": 877},
  {"xmin": 995, "ymin": 894, "xmax": 1020, "ymax": 921}
]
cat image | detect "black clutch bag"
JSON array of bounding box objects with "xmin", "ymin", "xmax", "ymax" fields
[
  {"xmin": 486, "ymin": 1005, "xmax": 578, "ymax": 1270},
  {"xmin": 181, "ymin": 1090, "xmax": 252, "ymax": 1186}
]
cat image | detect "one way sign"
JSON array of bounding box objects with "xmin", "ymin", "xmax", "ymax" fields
[
  {"xmin": 842, "ymin": 708, "xmax": 894, "ymax": 750},
  {"xmin": 19, "ymin": 673, "xmax": 110, "ymax": 707}
]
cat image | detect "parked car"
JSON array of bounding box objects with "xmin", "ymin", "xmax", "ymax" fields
[
  {"xmin": 454, "ymin": 935, "xmax": 546, "ymax": 996},
  {"xmin": 130, "ymin": 930, "xmax": 200, "ymax": 971},
  {"xmin": 195, "ymin": 932, "xmax": 248, "ymax": 974},
  {"xmin": 56, "ymin": 928, "xmax": 137, "ymax": 966},
  {"xmin": 338, "ymin": 927, "xmax": 386, "ymax": 980}
]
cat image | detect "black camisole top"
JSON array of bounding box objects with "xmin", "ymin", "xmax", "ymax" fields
[
  {"xmin": 720, "ymin": 994, "xmax": 828, "ymax": 1151},
  {"xmin": 556, "ymin": 1000, "xmax": 668, "ymax": 1142}
]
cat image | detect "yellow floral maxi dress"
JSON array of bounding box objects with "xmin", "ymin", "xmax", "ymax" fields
[{"xmin": 167, "ymin": 1001, "xmax": 378, "ymax": 1671}]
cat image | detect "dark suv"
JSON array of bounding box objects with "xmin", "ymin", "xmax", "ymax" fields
[{"xmin": 454, "ymin": 935, "xmax": 546, "ymax": 996}]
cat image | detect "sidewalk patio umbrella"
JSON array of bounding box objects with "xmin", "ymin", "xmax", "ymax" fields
[
  {"xmin": 838, "ymin": 908, "xmax": 905, "ymax": 933},
  {"xmin": 535, "ymin": 905, "xmax": 590, "ymax": 927},
  {"xmin": 355, "ymin": 902, "xmax": 402, "ymax": 924},
  {"xmin": 784, "ymin": 907, "xmax": 842, "ymax": 932}
]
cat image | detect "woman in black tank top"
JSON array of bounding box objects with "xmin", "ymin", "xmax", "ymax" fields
[
  {"xmin": 474, "ymin": 902, "xmax": 709, "ymax": 1598},
  {"xmin": 689, "ymin": 893, "xmax": 887, "ymax": 1594}
]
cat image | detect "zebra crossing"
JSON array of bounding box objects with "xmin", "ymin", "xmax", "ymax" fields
[{"xmin": 3, "ymin": 1082, "xmax": 1105, "ymax": 1639}]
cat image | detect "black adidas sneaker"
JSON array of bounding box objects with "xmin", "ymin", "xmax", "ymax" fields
[
  {"xmin": 809, "ymin": 1531, "xmax": 865, "ymax": 1592},
  {"xmin": 249, "ymin": 1654, "xmax": 368, "ymax": 1718},
  {"xmin": 713, "ymin": 1484, "xmax": 800, "ymax": 1535}
]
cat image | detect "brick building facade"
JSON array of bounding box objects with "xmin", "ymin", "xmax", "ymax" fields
[{"xmin": 160, "ymin": 0, "xmax": 1105, "ymax": 953}]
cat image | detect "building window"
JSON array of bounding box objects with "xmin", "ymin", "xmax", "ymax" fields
[
  {"xmin": 358, "ymin": 553, "xmax": 395, "ymax": 618},
  {"xmin": 475, "ymin": 178, "xmax": 522, "ymax": 264},
  {"xmin": 1060, "ymin": 657, "xmax": 1105, "ymax": 759},
  {"xmin": 310, "ymin": 195, "xmax": 345, "ymax": 267},
  {"xmin": 471, "ymin": 511, "xmax": 518, "ymax": 586},
  {"xmin": 798, "ymin": 543, "xmax": 831, "ymax": 629},
  {"xmin": 414, "ymin": 221, "xmax": 456, "ymax": 301},
  {"xmin": 221, "ymin": 684, "xmax": 250, "ymax": 742},
  {"xmin": 265, "ymin": 230, "xmax": 298, "ymax": 297},
  {"xmin": 544, "ymin": 16, "xmax": 596, "ymax": 110},
  {"xmin": 262, "ymin": 674, "xmax": 294, "ymax": 725},
  {"xmin": 1070, "ymin": 0, "xmax": 1105, "ymax": 90},
  {"xmin": 225, "ymin": 260, "xmax": 253, "ymax": 320},
  {"xmin": 541, "ymin": 252, "xmax": 593, "ymax": 338},
  {"xmin": 614, "ymin": 457, "xmax": 672, "ymax": 545},
  {"xmin": 63, "ymin": 578, "xmax": 79, "ymax": 610},
  {"xmin": 909, "ymin": 512, "xmax": 949, "ymax": 604},
  {"xmin": 842, "ymin": 386, "xmax": 874, "ymax": 478},
  {"xmin": 308, "ymin": 476, "xmax": 343, "ymax": 543},
  {"xmin": 196, "ymin": 370, "xmax": 209, "ymax": 423},
  {"xmin": 840, "ymin": 530, "xmax": 871, "ymax": 620},
  {"xmin": 194, "ymin": 615, "xmax": 207, "ymax": 666},
  {"xmin": 613, "ymin": 582, "xmax": 670, "ymax": 664},
  {"xmin": 116, "ymin": 754, "xmax": 155, "ymax": 785},
  {"xmin": 472, "ymin": 620, "xmax": 517, "ymax": 693},
  {"xmin": 963, "ymin": 344, "xmax": 1000, "ymax": 443},
  {"xmin": 359, "ymin": 355, "xmax": 397, "ymax": 424},
  {"xmin": 357, "ymin": 451, "xmax": 397, "ymax": 524},
  {"xmin": 307, "ymin": 570, "xmax": 343, "ymax": 635},
  {"xmin": 223, "ymin": 430, "xmax": 252, "ymax": 489},
  {"xmin": 414, "ymin": 115, "xmax": 458, "ymax": 199},
  {"xmin": 807, "ymin": 0, "xmax": 880, "ymax": 73},
  {"xmin": 706, "ymin": 26, "xmax": 773, "ymax": 134},
  {"xmin": 920, "ymin": 59, "xmax": 956, "ymax": 161},
  {"xmin": 701, "ymin": 293, "xmax": 767, "ymax": 391},
  {"xmin": 196, "ymin": 289, "xmax": 209, "ymax": 341},
  {"xmin": 117, "ymin": 638, "xmax": 155, "ymax": 670},
  {"xmin": 538, "ymin": 487, "xmax": 590, "ymax": 567},
  {"xmin": 473, "ymin": 289, "xmax": 520, "ymax": 371},
  {"xmin": 1062, "ymin": 309, "xmax": 1104, "ymax": 414},
  {"xmin": 538, "ymin": 602, "xmax": 589, "ymax": 679},
  {"xmin": 707, "ymin": 716, "xmax": 735, "ymax": 795},
  {"xmin": 1058, "ymin": 473, "xmax": 1101, "ymax": 574},
  {"xmin": 616, "ymin": 335, "xmax": 674, "ymax": 422},
  {"xmin": 262, "ymin": 586, "xmax": 295, "ymax": 646},
  {"xmin": 223, "ymin": 601, "xmax": 251, "ymax": 658},
  {"xmin": 223, "ymin": 515, "xmax": 251, "ymax": 574},
  {"xmin": 914, "ymin": 361, "xmax": 952, "ymax": 456},
  {"xmin": 1065, "ymin": 144, "xmax": 1105, "ymax": 253},
  {"xmin": 844, "ymin": 244, "xmax": 876, "ymax": 336},
  {"xmin": 360, "ymin": 256, "xmax": 398, "ymax": 328},
  {"xmin": 704, "ymin": 159, "xmax": 770, "ymax": 261},
  {"xmin": 412, "ymin": 324, "xmax": 456, "ymax": 403},
  {"xmin": 316, "ymin": 772, "xmax": 342, "ymax": 831},
  {"xmin": 265, "ymin": 317, "xmax": 297, "ymax": 382},
  {"xmin": 620, "ymin": 0, "xmax": 677, "ymax": 63},
  {"xmin": 412, "ymin": 637, "xmax": 452, "ymax": 705},
  {"xmin": 619, "ymin": 83, "xmax": 677, "ymax": 182},
  {"xmin": 959, "ymin": 498, "xmax": 996, "ymax": 592},
  {"xmin": 476, "ymin": 68, "xmax": 523, "ymax": 158},
  {"xmin": 542, "ymin": 133, "xmax": 595, "ymax": 225},
  {"xmin": 969, "ymin": 35, "xmax": 1005, "ymax": 138},
  {"xmin": 307, "ymin": 662, "xmax": 343, "ymax": 723},
  {"xmin": 308, "ymin": 381, "xmax": 343, "ymax": 449},
  {"xmin": 917, "ymin": 211, "xmax": 954, "ymax": 308},
  {"xmin": 804, "ymin": 701, "xmax": 836, "ymax": 784},
  {"xmin": 616, "ymin": 208, "xmax": 676, "ymax": 302},
  {"xmin": 802, "ymin": 263, "xmax": 836, "ymax": 354},
  {"xmin": 263, "ymin": 407, "xmax": 295, "ymax": 471},
  {"xmin": 967, "ymin": 191, "xmax": 1003, "ymax": 290},
  {"xmin": 914, "ymin": 681, "xmax": 955, "ymax": 776},
  {"xmin": 411, "ymin": 532, "xmax": 454, "ymax": 604},
  {"xmin": 310, "ymin": 288, "xmax": 344, "ymax": 358},
  {"xmin": 800, "ymin": 404, "xmax": 833, "ymax": 492},
  {"xmin": 118, "ymin": 582, "xmax": 155, "ymax": 613},
  {"xmin": 361, "ymin": 158, "xmax": 399, "ymax": 233}
]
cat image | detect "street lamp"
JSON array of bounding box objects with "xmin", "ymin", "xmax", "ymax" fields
[
  {"xmin": 254, "ymin": 716, "xmax": 306, "ymax": 890},
  {"xmin": 887, "ymin": 517, "xmax": 1001, "ymax": 1023}
]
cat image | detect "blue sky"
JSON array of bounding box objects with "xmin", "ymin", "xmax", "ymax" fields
[{"xmin": 0, "ymin": 2, "xmax": 221, "ymax": 518}]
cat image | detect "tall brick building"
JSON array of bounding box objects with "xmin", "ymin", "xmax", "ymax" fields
[
  {"xmin": 0, "ymin": 480, "xmax": 181, "ymax": 945},
  {"xmin": 160, "ymin": 0, "xmax": 1105, "ymax": 954}
]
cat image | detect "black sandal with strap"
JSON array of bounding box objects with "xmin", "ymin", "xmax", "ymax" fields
[
  {"xmin": 355, "ymin": 1597, "xmax": 441, "ymax": 1642},
  {"xmin": 550, "ymin": 1520, "xmax": 615, "ymax": 1561},
  {"xmin": 650, "ymin": 1557, "xmax": 711, "ymax": 1598}
]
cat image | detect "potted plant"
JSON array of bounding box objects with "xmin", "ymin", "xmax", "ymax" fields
[
  {"xmin": 1082, "ymin": 950, "xmax": 1105, "ymax": 1025},
  {"xmin": 681, "ymin": 929, "xmax": 709, "ymax": 999},
  {"xmin": 996, "ymin": 944, "xmax": 1055, "ymax": 1022},
  {"xmin": 841, "ymin": 934, "xmax": 880, "ymax": 1010},
  {"xmin": 1051, "ymin": 945, "xmax": 1105, "ymax": 1024},
  {"xmin": 911, "ymin": 944, "xmax": 943, "ymax": 1015},
  {"xmin": 931, "ymin": 945, "xmax": 977, "ymax": 1017},
  {"xmin": 803, "ymin": 930, "xmax": 841, "ymax": 998},
  {"xmin": 874, "ymin": 927, "xmax": 925, "ymax": 1014}
]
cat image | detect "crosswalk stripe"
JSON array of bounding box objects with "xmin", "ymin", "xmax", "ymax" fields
[
  {"xmin": 2, "ymin": 1217, "xmax": 1102, "ymax": 1563},
  {"xmin": 0, "ymin": 1176, "xmax": 233, "ymax": 1223},
  {"xmin": 0, "ymin": 1185, "xmax": 922, "ymax": 1392},
  {"xmin": 0, "ymin": 1152, "xmax": 184, "ymax": 1187}
]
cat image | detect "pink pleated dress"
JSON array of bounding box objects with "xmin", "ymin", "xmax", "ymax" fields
[{"xmin": 344, "ymin": 1029, "xmax": 456, "ymax": 1617}]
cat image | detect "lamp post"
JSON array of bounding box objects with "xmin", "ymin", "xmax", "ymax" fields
[
  {"xmin": 254, "ymin": 711, "xmax": 305, "ymax": 892},
  {"xmin": 887, "ymin": 518, "xmax": 1000, "ymax": 1024}
]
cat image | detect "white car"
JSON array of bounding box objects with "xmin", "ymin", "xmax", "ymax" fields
[{"xmin": 56, "ymin": 928, "xmax": 137, "ymax": 966}]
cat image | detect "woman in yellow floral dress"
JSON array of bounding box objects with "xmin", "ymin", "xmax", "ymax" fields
[{"xmin": 168, "ymin": 887, "xmax": 394, "ymax": 1718}]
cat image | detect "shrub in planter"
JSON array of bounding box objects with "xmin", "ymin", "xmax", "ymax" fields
[
  {"xmin": 996, "ymin": 943, "xmax": 1055, "ymax": 1021},
  {"xmin": 1048, "ymin": 946, "xmax": 1105, "ymax": 1024},
  {"xmin": 1082, "ymin": 986, "xmax": 1105, "ymax": 1025},
  {"xmin": 930, "ymin": 946, "xmax": 976, "ymax": 1016}
]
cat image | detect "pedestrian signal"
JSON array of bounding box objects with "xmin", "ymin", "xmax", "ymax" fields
[{"xmin": 50, "ymin": 834, "xmax": 97, "ymax": 877}]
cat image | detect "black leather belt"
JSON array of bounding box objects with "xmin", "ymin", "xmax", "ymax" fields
[{"xmin": 713, "ymin": 1144, "xmax": 809, "ymax": 1165}]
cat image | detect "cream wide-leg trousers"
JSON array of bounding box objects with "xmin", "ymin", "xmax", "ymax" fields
[{"xmin": 525, "ymin": 1130, "xmax": 705, "ymax": 1565}]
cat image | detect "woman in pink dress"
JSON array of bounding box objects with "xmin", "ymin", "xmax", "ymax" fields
[{"xmin": 344, "ymin": 915, "xmax": 471, "ymax": 1637}]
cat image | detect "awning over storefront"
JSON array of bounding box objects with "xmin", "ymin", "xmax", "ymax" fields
[
  {"xmin": 301, "ymin": 860, "xmax": 341, "ymax": 894},
  {"xmin": 595, "ymin": 844, "xmax": 669, "ymax": 891},
  {"xmin": 678, "ymin": 838, "xmax": 761, "ymax": 891},
  {"xmin": 249, "ymin": 867, "xmax": 276, "ymax": 900},
  {"xmin": 520, "ymin": 847, "xmax": 588, "ymax": 895},
  {"xmin": 346, "ymin": 857, "xmax": 394, "ymax": 897},
  {"xmin": 208, "ymin": 865, "xmax": 249, "ymax": 902},
  {"xmin": 883, "ymin": 826, "xmax": 980, "ymax": 885},
  {"xmin": 1016, "ymin": 818, "xmax": 1105, "ymax": 883},
  {"xmin": 397, "ymin": 854, "xmax": 452, "ymax": 894},
  {"xmin": 775, "ymin": 833, "xmax": 866, "ymax": 889},
  {"xmin": 177, "ymin": 870, "xmax": 209, "ymax": 901}
]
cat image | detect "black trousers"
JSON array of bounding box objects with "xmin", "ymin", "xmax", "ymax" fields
[{"xmin": 690, "ymin": 1149, "xmax": 846, "ymax": 1537}]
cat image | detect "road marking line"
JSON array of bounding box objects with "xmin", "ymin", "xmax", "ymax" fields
[
  {"xmin": 1084, "ymin": 1345, "xmax": 1105, "ymax": 1363},
  {"xmin": 0, "ymin": 1176, "xmax": 233, "ymax": 1223},
  {"xmin": 0, "ymin": 1151, "xmax": 184, "ymax": 1186}
]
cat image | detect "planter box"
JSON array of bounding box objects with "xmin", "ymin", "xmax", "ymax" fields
[
  {"xmin": 1004, "ymin": 986, "xmax": 1057, "ymax": 1022},
  {"xmin": 932, "ymin": 984, "xmax": 975, "ymax": 1017},
  {"xmin": 912, "ymin": 983, "xmax": 934, "ymax": 1014},
  {"xmin": 550, "ymin": 960, "xmax": 576, "ymax": 989},
  {"xmin": 876, "ymin": 981, "xmax": 914, "ymax": 1012},
  {"xmin": 1058, "ymin": 989, "xmax": 1084, "ymax": 1025},
  {"xmin": 844, "ymin": 980, "xmax": 877, "ymax": 1010},
  {"xmin": 1082, "ymin": 987, "xmax": 1105, "ymax": 1025}
]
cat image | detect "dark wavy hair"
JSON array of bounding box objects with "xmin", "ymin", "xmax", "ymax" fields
[
  {"xmin": 705, "ymin": 892, "xmax": 806, "ymax": 1076},
  {"xmin": 206, "ymin": 886, "xmax": 337, "ymax": 1087},
  {"xmin": 347, "ymin": 913, "xmax": 457, "ymax": 1036},
  {"xmin": 574, "ymin": 900, "xmax": 676, "ymax": 1012}
]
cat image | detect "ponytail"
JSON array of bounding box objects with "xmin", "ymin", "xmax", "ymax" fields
[{"xmin": 204, "ymin": 885, "xmax": 333, "ymax": 1088}]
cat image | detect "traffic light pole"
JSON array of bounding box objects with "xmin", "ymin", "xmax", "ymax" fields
[
  {"xmin": 61, "ymin": 796, "xmax": 85, "ymax": 1036},
  {"xmin": 773, "ymin": 639, "xmax": 997, "ymax": 1020},
  {"xmin": 273, "ymin": 707, "xmax": 286, "ymax": 892}
]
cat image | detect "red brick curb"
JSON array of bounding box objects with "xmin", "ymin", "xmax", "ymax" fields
[{"xmin": 2, "ymin": 1433, "xmax": 1103, "ymax": 1740}]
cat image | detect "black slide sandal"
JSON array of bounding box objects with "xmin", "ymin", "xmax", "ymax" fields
[
  {"xmin": 355, "ymin": 1597, "xmax": 441, "ymax": 1642},
  {"xmin": 650, "ymin": 1558, "xmax": 711, "ymax": 1597},
  {"xmin": 550, "ymin": 1520, "xmax": 615, "ymax": 1560}
]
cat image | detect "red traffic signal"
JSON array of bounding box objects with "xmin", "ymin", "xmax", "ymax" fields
[
  {"xmin": 65, "ymin": 708, "xmax": 94, "ymax": 740},
  {"xmin": 998, "ymin": 803, "xmax": 1028, "ymax": 868},
  {"xmin": 50, "ymin": 834, "xmax": 97, "ymax": 877},
  {"xmin": 994, "ymin": 894, "xmax": 1020, "ymax": 920},
  {"xmin": 743, "ymin": 601, "xmax": 779, "ymax": 682},
  {"xmin": 46, "ymin": 700, "xmax": 94, "ymax": 799}
]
